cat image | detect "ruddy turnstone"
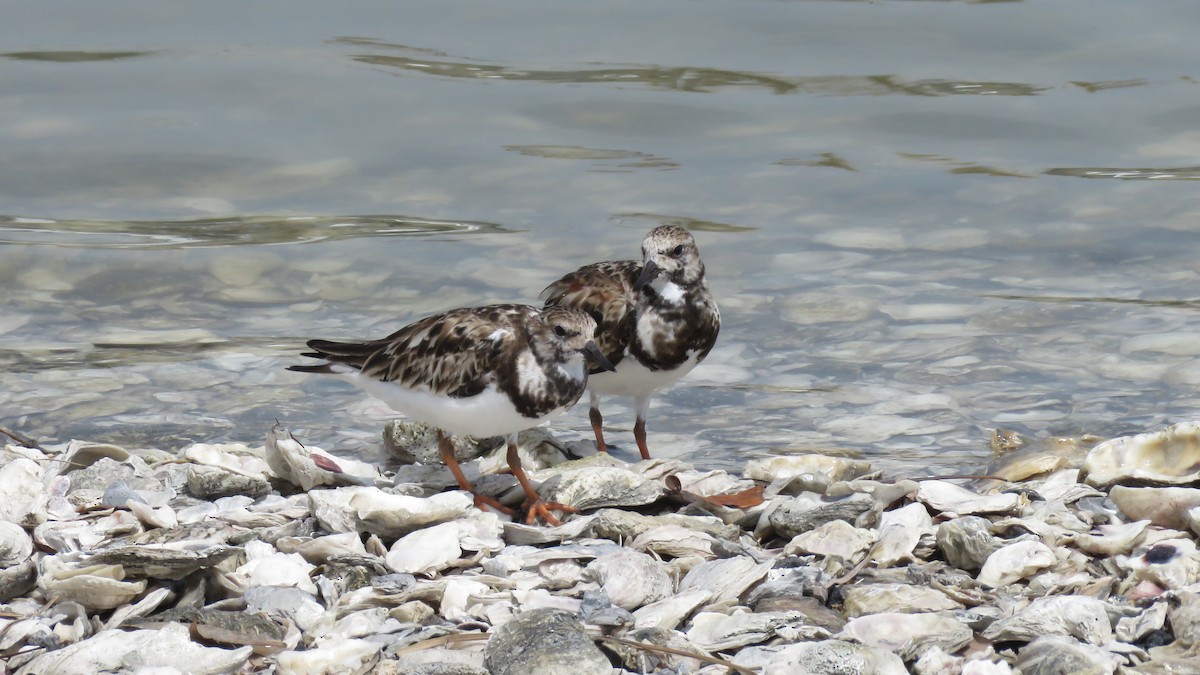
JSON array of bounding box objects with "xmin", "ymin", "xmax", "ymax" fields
[
  {"xmin": 288, "ymin": 304, "xmax": 614, "ymax": 525},
  {"xmin": 541, "ymin": 225, "xmax": 720, "ymax": 460}
]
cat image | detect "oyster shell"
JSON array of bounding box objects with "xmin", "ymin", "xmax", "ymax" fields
[
  {"xmin": 686, "ymin": 610, "xmax": 811, "ymax": 651},
  {"xmin": 841, "ymin": 583, "xmax": 962, "ymax": 618},
  {"xmin": 482, "ymin": 608, "xmax": 611, "ymax": 675},
  {"xmin": 631, "ymin": 589, "xmax": 712, "ymax": 630},
  {"xmin": 1014, "ymin": 635, "xmax": 1116, "ymax": 675},
  {"xmin": 916, "ymin": 480, "xmax": 1022, "ymax": 515},
  {"xmin": 535, "ymin": 464, "xmax": 664, "ymax": 511},
  {"xmin": 871, "ymin": 501, "xmax": 934, "ymax": 566},
  {"xmin": 983, "ymin": 595, "xmax": 1112, "ymax": 645},
  {"xmin": 1081, "ymin": 422, "xmax": 1200, "ymax": 488},
  {"xmin": 678, "ymin": 556, "xmax": 772, "ymax": 607},
  {"xmin": 784, "ymin": 518, "xmax": 875, "ymax": 560},
  {"xmin": 16, "ymin": 623, "xmax": 251, "ymax": 675},
  {"xmin": 840, "ymin": 611, "xmax": 972, "ymax": 662},
  {"xmin": 0, "ymin": 458, "xmax": 46, "ymax": 525},
  {"xmin": 759, "ymin": 639, "xmax": 906, "ymax": 675},
  {"xmin": 0, "ymin": 521, "xmax": 33, "ymax": 568},
  {"xmin": 630, "ymin": 524, "xmax": 717, "ymax": 559},
  {"xmin": 87, "ymin": 542, "xmax": 238, "ymax": 580},
  {"xmin": 385, "ymin": 512, "xmax": 504, "ymax": 576},
  {"xmin": 744, "ymin": 454, "xmax": 873, "ymax": 485},
  {"xmin": 583, "ymin": 548, "xmax": 673, "ymax": 611},
  {"xmin": 37, "ymin": 555, "xmax": 147, "ymax": 610},
  {"xmin": 936, "ymin": 516, "xmax": 1002, "ymax": 572},
  {"xmin": 976, "ymin": 540, "xmax": 1057, "ymax": 589},
  {"xmin": 768, "ymin": 492, "xmax": 874, "ymax": 539},
  {"xmin": 1109, "ymin": 485, "xmax": 1200, "ymax": 529}
]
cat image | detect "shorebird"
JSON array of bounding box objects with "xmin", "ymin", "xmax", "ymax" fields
[
  {"xmin": 542, "ymin": 225, "xmax": 719, "ymax": 460},
  {"xmin": 288, "ymin": 303, "xmax": 614, "ymax": 525}
]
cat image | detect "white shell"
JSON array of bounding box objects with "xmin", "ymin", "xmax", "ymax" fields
[
  {"xmin": 686, "ymin": 610, "xmax": 808, "ymax": 651},
  {"xmin": 976, "ymin": 540, "xmax": 1057, "ymax": 589},
  {"xmin": 183, "ymin": 442, "xmax": 274, "ymax": 479},
  {"xmin": 583, "ymin": 548, "xmax": 673, "ymax": 610},
  {"xmin": 1081, "ymin": 422, "xmax": 1200, "ymax": 488},
  {"xmin": 916, "ymin": 480, "xmax": 1022, "ymax": 515},
  {"xmin": 385, "ymin": 512, "xmax": 504, "ymax": 576},
  {"xmin": 784, "ymin": 519, "xmax": 875, "ymax": 560},
  {"xmin": 275, "ymin": 638, "xmax": 380, "ymax": 675},
  {"xmin": 266, "ymin": 425, "xmax": 377, "ymax": 491},
  {"xmin": 0, "ymin": 458, "xmax": 46, "ymax": 525},
  {"xmin": 236, "ymin": 540, "xmax": 319, "ymax": 594},
  {"xmin": 0, "ymin": 522, "xmax": 33, "ymax": 568},
  {"xmin": 536, "ymin": 465, "xmax": 664, "ymax": 511},
  {"xmin": 631, "ymin": 589, "xmax": 712, "ymax": 630},
  {"xmin": 37, "ymin": 555, "xmax": 147, "ymax": 610},
  {"xmin": 983, "ymin": 595, "xmax": 1112, "ymax": 645},
  {"xmin": 678, "ymin": 556, "xmax": 771, "ymax": 607},
  {"xmin": 16, "ymin": 623, "xmax": 251, "ymax": 675},
  {"xmin": 841, "ymin": 583, "xmax": 962, "ymax": 618},
  {"xmin": 350, "ymin": 488, "xmax": 473, "ymax": 539},
  {"xmin": 1109, "ymin": 485, "xmax": 1200, "ymax": 530},
  {"xmin": 630, "ymin": 524, "xmax": 716, "ymax": 559},
  {"xmin": 762, "ymin": 640, "xmax": 907, "ymax": 675},
  {"xmin": 871, "ymin": 502, "xmax": 934, "ymax": 566},
  {"xmin": 1071, "ymin": 520, "xmax": 1151, "ymax": 556},
  {"xmin": 744, "ymin": 455, "xmax": 872, "ymax": 484},
  {"xmin": 276, "ymin": 532, "xmax": 367, "ymax": 564},
  {"xmin": 840, "ymin": 612, "xmax": 972, "ymax": 661}
]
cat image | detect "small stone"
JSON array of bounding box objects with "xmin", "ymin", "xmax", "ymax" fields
[
  {"xmin": 187, "ymin": 465, "xmax": 270, "ymax": 500},
  {"xmin": 482, "ymin": 608, "xmax": 611, "ymax": 675}
]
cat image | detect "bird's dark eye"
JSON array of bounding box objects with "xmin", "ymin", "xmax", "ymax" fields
[
  {"xmin": 554, "ymin": 325, "xmax": 567, "ymax": 337},
  {"xmin": 672, "ymin": 244, "xmax": 684, "ymax": 256}
]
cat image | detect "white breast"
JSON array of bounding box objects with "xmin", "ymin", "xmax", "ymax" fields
[
  {"xmin": 348, "ymin": 375, "xmax": 566, "ymax": 438},
  {"xmin": 587, "ymin": 351, "xmax": 700, "ymax": 398}
]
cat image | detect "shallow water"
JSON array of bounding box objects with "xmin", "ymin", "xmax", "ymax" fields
[{"xmin": 3, "ymin": 1, "xmax": 1200, "ymax": 476}]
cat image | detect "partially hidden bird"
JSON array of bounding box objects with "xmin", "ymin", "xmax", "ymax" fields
[{"xmin": 541, "ymin": 225, "xmax": 720, "ymax": 460}]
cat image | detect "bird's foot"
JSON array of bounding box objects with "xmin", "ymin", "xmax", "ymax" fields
[
  {"xmin": 472, "ymin": 493, "xmax": 516, "ymax": 517},
  {"xmin": 522, "ymin": 499, "xmax": 576, "ymax": 526}
]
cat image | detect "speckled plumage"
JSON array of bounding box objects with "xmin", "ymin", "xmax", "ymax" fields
[
  {"xmin": 542, "ymin": 225, "xmax": 720, "ymax": 459},
  {"xmin": 288, "ymin": 303, "xmax": 610, "ymax": 525}
]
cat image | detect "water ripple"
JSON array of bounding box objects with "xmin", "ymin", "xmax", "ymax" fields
[{"xmin": 0, "ymin": 215, "xmax": 512, "ymax": 250}]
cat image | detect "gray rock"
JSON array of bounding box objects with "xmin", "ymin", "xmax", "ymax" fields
[
  {"xmin": 585, "ymin": 508, "xmax": 741, "ymax": 542},
  {"xmin": 935, "ymin": 515, "xmax": 1001, "ymax": 572},
  {"xmin": 383, "ymin": 420, "xmax": 494, "ymax": 465},
  {"xmin": 769, "ymin": 493, "xmax": 874, "ymax": 539},
  {"xmin": 0, "ymin": 558, "xmax": 37, "ymax": 602},
  {"xmin": 1015, "ymin": 635, "xmax": 1116, "ymax": 675},
  {"xmin": 186, "ymin": 464, "xmax": 270, "ymax": 500},
  {"xmin": 483, "ymin": 608, "xmax": 611, "ymax": 675},
  {"xmin": 68, "ymin": 457, "xmax": 159, "ymax": 493}
]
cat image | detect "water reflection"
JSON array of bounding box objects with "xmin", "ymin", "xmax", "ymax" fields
[
  {"xmin": 1044, "ymin": 166, "xmax": 1200, "ymax": 180},
  {"xmin": 0, "ymin": 215, "xmax": 512, "ymax": 250},
  {"xmin": 1, "ymin": 51, "xmax": 154, "ymax": 62},
  {"xmin": 336, "ymin": 38, "xmax": 1044, "ymax": 97}
]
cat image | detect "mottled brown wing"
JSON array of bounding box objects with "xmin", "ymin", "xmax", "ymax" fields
[
  {"xmin": 306, "ymin": 304, "xmax": 533, "ymax": 398},
  {"xmin": 541, "ymin": 260, "xmax": 638, "ymax": 367}
]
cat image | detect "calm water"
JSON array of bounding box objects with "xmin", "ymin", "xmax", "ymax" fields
[{"xmin": 3, "ymin": 1, "xmax": 1200, "ymax": 476}]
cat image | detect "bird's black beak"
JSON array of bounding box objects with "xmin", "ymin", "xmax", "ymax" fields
[
  {"xmin": 582, "ymin": 341, "xmax": 616, "ymax": 373},
  {"xmin": 634, "ymin": 258, "xmax": 661, "ymax": 291}
]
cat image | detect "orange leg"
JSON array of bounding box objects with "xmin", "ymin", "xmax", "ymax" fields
[
  {"xmin": 589, "ymin": 406, "xmax": 608, "ymax": 453},
  {"xmin": 506, "ymin": 438, "xmax": 575, "ymax": 526},
  {"xmin": 633, "ymin": 417, "xmax": 651, "ymax": 460},
  {"xmin": 438, "ymin": 431, "xmax": 514, "ymax": 516}
]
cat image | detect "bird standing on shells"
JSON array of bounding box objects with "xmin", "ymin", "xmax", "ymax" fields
[
  {"xmin": 288, "ymin": 304, "xmax": 614, "ymax": 525},
  {"xmin": 541, "ymin": 225, "xmax": 720, "ymax": 460}
]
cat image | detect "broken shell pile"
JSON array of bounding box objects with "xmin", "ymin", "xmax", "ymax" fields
[{"xmin": 5, "ymin": 420, "xmax": 1200, "ymax": 673}]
